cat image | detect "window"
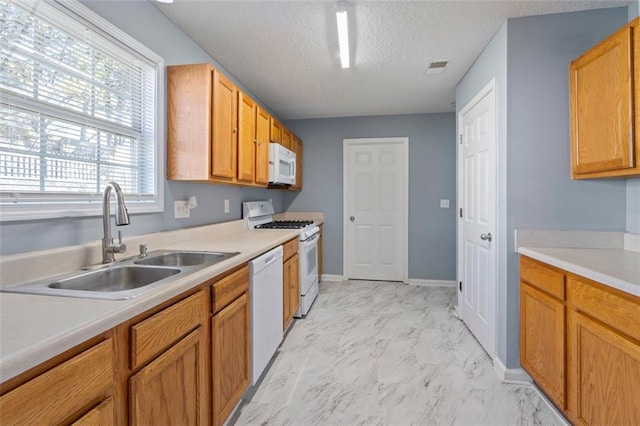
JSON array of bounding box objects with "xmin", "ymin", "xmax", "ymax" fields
[{"xmin": 0, "ymin": 0, "xmax": 164, "ymax": 221}]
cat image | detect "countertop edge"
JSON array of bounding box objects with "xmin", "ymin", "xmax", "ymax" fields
[
  {"xmin": 0, "ymin": 229, "xmax": 300, "ymax": 383},
  {"xmin": 517, "ymin": 247, "xmax": 640, "ymax": 297}
]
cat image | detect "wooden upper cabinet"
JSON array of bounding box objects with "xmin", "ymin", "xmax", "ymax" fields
[
  {"xmin": 167, "ymin": 64, "xmax": 214, "ymax": 181},
  {"xmin": 212, "ymin": 71, "xmax": 238, "ymax": 179},
  {"xmin": 270, "ymin": 118, "xmax": 282, "ymax": 144},
  {"xmin": 237, "ymin": 92, "xmax": 256, "ymax": 183},
  {"xmin": 255, "ymin": 107, "xmax": 271, "ymax": 185},
  {"xmin": 281, "ymin": 127, "xmax": 292, "ymax": 150},
  {"xmin": 290, "ymin": 136, "xmax": 303, "ymax": 191},
  {"xmin": 569, "ymin": 18, "xmax": 639, "ymax": 179}
]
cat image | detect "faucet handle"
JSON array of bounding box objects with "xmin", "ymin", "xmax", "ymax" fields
[{"xmin": 139, "ymin": 244, "xmax": 148, "ymax": 258}]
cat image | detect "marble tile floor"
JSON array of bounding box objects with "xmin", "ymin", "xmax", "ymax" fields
[{"xmin": 232, "ymin": 280, "xmax": 560, "ymax": 426}]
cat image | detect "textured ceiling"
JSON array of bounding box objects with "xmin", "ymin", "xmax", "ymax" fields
[{"xmin": 154, "ymin": 0, "xmax": 630, "ymax": 120}]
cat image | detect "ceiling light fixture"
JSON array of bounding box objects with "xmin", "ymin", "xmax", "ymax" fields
[
  {"xmin": 336, "ymin": 9, "xmax": 350, "ymax": 69},
  {"xmin": 156, "ymin": 0, "xmax": 174, "ymax": 3}
]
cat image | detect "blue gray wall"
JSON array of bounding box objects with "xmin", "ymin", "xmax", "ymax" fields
[
  {"xmin": 456, "ymin": 22, "xmax": 509, "ymax": 367},
  {"xmin": 456, "ymin": 7, "xmax": 628, "ymax": 369},
  {"xmin": 505, "ymin": 7, "xmax": 628, "ymax": 367},
  {"xmin": 0, "ymin": 1, "xmax": 285, "ymax": 256},
  {"xmin": 283, "ymin": 114, "xmax": 456, "ymax": 281}
]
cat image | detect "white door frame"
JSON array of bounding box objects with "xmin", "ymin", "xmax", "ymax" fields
[
  {"xmin": 456, "ymin": 79, "xmax": 498, "ymax": 357},
  {"xmin": 343, "ymin": 137, "xmax": 409, "ymax": 283}
]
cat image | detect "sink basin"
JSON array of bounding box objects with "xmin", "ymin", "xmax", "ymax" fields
[
  {"xmin": 48, "ymin": 266, "xmax": 181, "ymax": 292},
  {"xmin": 134, "ymin": 251, "xmax": 238, "ymax": 267},
  {"xmin": 1, "ymin": 250, "xmax": 239, "ymax": 301}
]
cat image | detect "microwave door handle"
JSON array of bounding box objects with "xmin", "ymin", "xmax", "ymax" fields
[{"xmin": 290, "ymin": 158, "xmax": 296, "ymax": 180}]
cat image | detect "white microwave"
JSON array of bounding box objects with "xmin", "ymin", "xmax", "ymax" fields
[{"xmin": 269, "ymin": 143, "xmax": 296, "ymax": 185}]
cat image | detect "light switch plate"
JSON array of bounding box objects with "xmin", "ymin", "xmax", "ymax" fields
[
  {"xmin": 224, "ymin": 199, "xmax": 230, "ymax": 213},
  {"xmin": 440, "ymin": 199, "xmax": 450, "ymax": 208},
  {"xmin": 174, "ymin": 200, "xmax": 190, "ymax": 218}
]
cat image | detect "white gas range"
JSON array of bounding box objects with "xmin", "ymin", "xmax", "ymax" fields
[{"xmin": 243, "ymin": 201, "xmax": 320, "ymax": 317}]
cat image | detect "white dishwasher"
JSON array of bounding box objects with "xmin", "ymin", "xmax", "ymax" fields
[{"xmin": 249, "ymin": 245, "xmax": 283, "ymax": 385}]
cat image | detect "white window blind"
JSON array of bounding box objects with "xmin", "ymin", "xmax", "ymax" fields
[{"xmin": 0, "ymin": 0, "xmax": 164, "ymax": 221}]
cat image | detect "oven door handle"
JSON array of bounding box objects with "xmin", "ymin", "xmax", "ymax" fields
[{"xmin": 301, "ymin": 234, "xmax": 319, "ymax": 245}]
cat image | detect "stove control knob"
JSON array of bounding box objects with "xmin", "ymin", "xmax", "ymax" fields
[{"xmin": 349, "ymin": 216, "xmax": 355, "ymax": 222}]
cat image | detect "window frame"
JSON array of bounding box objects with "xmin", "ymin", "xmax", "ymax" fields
[{"xmin": 0, "ymin": 0, "xmax": 165, "ymax": 222}]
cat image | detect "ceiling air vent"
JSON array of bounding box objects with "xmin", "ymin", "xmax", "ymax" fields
[{"xmin": 424, "ymin": 60, "xmax": 449, "ymax": 75}]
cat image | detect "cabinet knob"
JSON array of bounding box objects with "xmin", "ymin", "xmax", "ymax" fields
[{"xmin": 233, "ymin": 128, "xmax": 237, "ymax": 134}]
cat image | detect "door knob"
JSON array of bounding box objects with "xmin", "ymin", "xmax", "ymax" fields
[
  {"xmin": 349, "ymin": 216, "xmax": 355, "ymax": 222},
  {"xmin": 480, "ymin": 233, "xmax": 492, "ymax": 242}
]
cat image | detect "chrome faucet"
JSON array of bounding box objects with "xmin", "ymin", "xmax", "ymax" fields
[{"xmin": 102, "ymin": 182, "xmax": 130, "ymax": 263}]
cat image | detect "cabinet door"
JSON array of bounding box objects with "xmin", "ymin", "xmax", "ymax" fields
[
  {"xmin": 237, "ymin": 92, "xmax": 256, "ymax": 182},
  {"xmin": 129, "ymin": 328, "xmax": 207, "ymax": 426},
  {"xmin": 71, "ymin": 398, "xmax": 114, "ymax": 426},
  {"xmin": 318, "ymin": 225, "xmax": 323, "ymax": 280},
  {"xmin": 212, "ymin": 293, "xmax": 250, "ymax": 426},
  {"xmin": 570, "ymin": 24, "xmax": 635, "ymax": 177},
  {"xmin": 289, "ymin": 136, "xmax": 302, "ymax": 191},
  {"xmin": 255, "ymin": 107, "xmax": 271, "ymax": 185},
  {"xmin": 270, "ymin": 118, "xmax": 281, "ymax": 143},
  {"xmin": 289, "ymin": 253, "xmax": 300, "ymax": 317},
  {"xmin": 283, "ymin": 257, "xmax": 292, "ymax": 329},
  {"xmin": 568, "ymin": 311, "xmax": 640, "ymax": 425},
  {"xmin": 281, "ymin": 127, "xmax": 292, "ymax": 150},
  {"xmin": 212, "ymin": 71, "xmax": 237, "ymax": 179},
  {"xmin": 0, "ymin": 339, "xmax": 113, "ymax": 425},
  {"xmin": 520, "ymin": 283, "xmax": 565, "ymax": 408}
]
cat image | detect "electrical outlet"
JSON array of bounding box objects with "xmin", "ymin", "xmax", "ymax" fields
[
  {"xmin": 174, "ymin": 200, "xmax": 190, "ymax": 218},
  {"xmin": 224, "ymin": 199, "xmax": 230, "ymax": 213},
  {"xmin": 440, "ymin": 199, "xmax": 450, "ymax": 208}
]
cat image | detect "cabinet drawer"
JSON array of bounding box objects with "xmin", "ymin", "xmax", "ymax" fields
[
  {"xmin": 212, "ymin": 265, "xmax": 249, "ymax": 314},
  {"xmin": 131, "ymin": 291, "xmax": 206, "ymax": 369},
  {"xmin": 520, "ymin": 257, "xmax": 565, "ymax": 300},
  {"xmin": 0, "ymin": 339, "xmax": 113, "ymax": 425},
  {"xmin": 283, "ymin": 238, "xmax": 299, "ymax": 261},
  {"xmin": 568, "ymin": 277, "xmax": 640, "ymax": 342}
]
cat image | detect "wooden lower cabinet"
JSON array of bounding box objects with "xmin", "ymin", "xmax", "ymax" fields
[
  {"xmin": 318, "ymin": 224, "xmax": 323, "ymax": 280},
  {"xmin": 568, "ymin": 311, "xmax": 640, "ymax": 425},
  {"xmin": 212, "ymin": 293, "xmax": 250, "ymax": 426},
  {"xmin": 520, "ymin": 282, "xmax": 565, "ymax": 408},
  {"xmin": 520, "ymin": 256, "xmax": 640, "ymax": 424},
  {"xmin": 0, "ymin": 338, "xmax": 114, "ymax": 425},
  {"xmin": 129, "ymin": 328, "xmax": 207, "ymax": 425},
  {"xmin": 71, "ymin": 398, "xmax": 115, "ymax": 426},
  {"xmin": 283, "ymin": 253, "xmax": 300, "ymax": 330}
]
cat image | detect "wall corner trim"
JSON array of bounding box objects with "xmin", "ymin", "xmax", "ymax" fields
[{"xmin": 492, "ymin": 357, "xmax": 532, "ymax": 384}]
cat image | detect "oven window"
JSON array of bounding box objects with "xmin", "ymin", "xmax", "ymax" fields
[{"xmin": 306, "ymin": 243, "xmax": 317, "ymax": 273}]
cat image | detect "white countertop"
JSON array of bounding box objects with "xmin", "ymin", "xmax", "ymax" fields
[
  {"xmin": 518, "ymin": 247, "xmax": 640, "ymax": 297},
  {"xmin": 0, "ymin": 220, "xmax": 300, "ymax": 383}
]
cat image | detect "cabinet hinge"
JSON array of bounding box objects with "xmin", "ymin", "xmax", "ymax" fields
[
  {"xmin": 459, "ymin": 134, "xmax": 463, "ymax": 144},
  {"xmin": 459, "ymin": 281, "xmax": 462, "ymax": 291}
]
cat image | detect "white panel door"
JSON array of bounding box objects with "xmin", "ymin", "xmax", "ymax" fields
[
  {"xmin": 458, "ymin": 81, "xmax": 496, "ymax": 358},
  {"xmin": 344, "ymin": 138, "xmax": 407, "ymax": 282}
]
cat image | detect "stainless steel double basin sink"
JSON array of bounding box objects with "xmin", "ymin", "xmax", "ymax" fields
[{"xmin": 1, "ymin": 250, "xmax": 239, "ymax": 300}]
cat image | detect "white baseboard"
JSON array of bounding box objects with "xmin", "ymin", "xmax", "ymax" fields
[
  {"xmin": 320, "ymin": 274, "xmax": 345, "ymax": 282},
  {"xmin": 530, "ymin": 384, "xmax": 571, "ymax": 426},
  {"xmin": 493, "ymin": 357, "xmax": 532, "ymax": 384},
  {"xmin": 408, "ymin": 279, "xmax": 457, "ymax": 287}
]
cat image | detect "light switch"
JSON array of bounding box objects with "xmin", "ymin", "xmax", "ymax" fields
[{"xmin": 440, "ymin": 199, "xmax": 450, "ymax": 208}]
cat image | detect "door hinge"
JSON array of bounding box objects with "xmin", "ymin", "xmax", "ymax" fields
[
  {"xmin": 459, "ymin": 281, "xmax": 462, "ymax": 291},
  {"xmin": 459, "ymin": 134, "xmax": 463, "ymax": 144},
  {"xmin": 459, "ymin": 208, "xmax": 463, "ymax": 218}
]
